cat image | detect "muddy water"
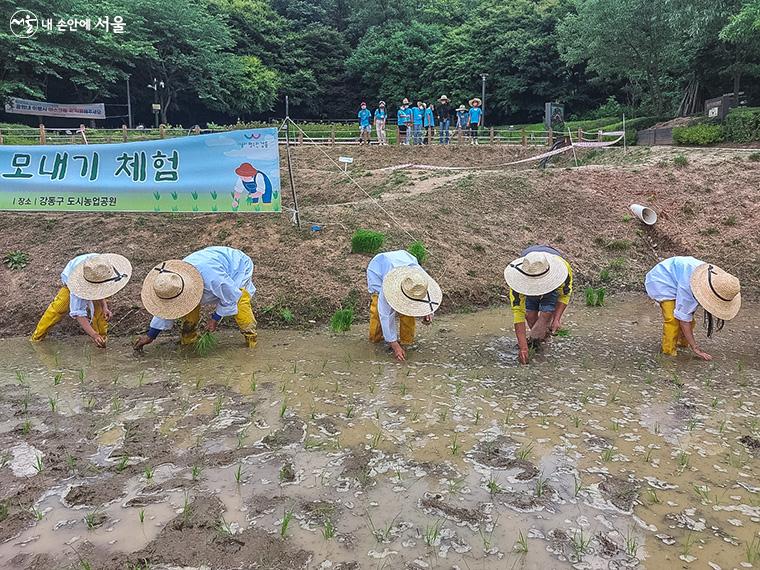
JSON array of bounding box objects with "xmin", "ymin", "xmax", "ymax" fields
[{"xmin": 1, "ymin": 294, "xmax": 758, "ymax": 569}]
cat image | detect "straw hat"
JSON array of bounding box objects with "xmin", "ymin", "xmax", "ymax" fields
[
  {"xmin": 67, "ymin": 254, "xmax": 132, "ymax": 300},
  {"xmin": 690, "ymin": 263, "xmax": 741, "ymax": 320},
  {"xmin": 504, "ymin": 251, "xmax": 568, "ymax": 296},
  {"xmin": 382, "ymin": 267, "xmax": 442, "ymax": 318},
  {"xmin": 457, "ymin": 104, "xmax": 466, "ymax": 111},
  {"xmin": 469, "ymin": 98, "xmax": 482, "ymax": 106},
  {"xmin": 141, "ymin": 260, "xmax": 204, "ymax": 320},
  {"xmin": 379, "ymin": 100, "xmax": 386, "ymax": 106},
  {"xmin": 439, "ymin": 95, "xmax": 449, "ymax": 102}
]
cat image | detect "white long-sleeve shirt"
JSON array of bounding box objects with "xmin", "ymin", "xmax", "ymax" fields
[
  {"xmin": 367, "ymin": 250, "xmax": 420, "ymax": 343},
  {"xmin": 645, "ymin": 256, "xmax": 703, "ymax": 321},
  {"xmin": 61, "ymin": 253, "xmax": 98, "ymax": 319},
  {"xmin": 150, "ymin": 247, "xmax": 255, "ymax": 330}
]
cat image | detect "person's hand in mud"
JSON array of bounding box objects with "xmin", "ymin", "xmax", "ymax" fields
[
  {"xmin": 389, "ymin": 341, "xmax": 406, "ymax": 361},
  {"xmin": 76, "ymin": 316, "xmax": 106, "ymax": 348},
  {"xmin": 693, "ymin": 347, "xmax": 713, "ymax": 361},
  {"xmin": 133, "ymin": 334, "xmax": 153, "ymax": 352},
  {"xmin": 90, "ymin": 334, "xmax": 106, "ymax": 348},
  {"xmin": 422, "ymin": 314, "xmax": 433, "ymax": 326},
  {"xmin": 206, "ymin": 318, "xmax": 219, "ymax": 333}
]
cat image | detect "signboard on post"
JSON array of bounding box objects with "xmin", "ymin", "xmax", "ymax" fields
[
  {"xmin": 0, "ymin": 128, "xmax": 281, "ymax": 213},
  {"xmin": 338, "ymin": 156, "xmax": 353, "ymax": 171},
  {"xmin": 4, "ymin": 97, "xmax": 106, "ymax": 120},
  {"xmin": 544, "ymin": 102, "xmax": 565, "ymax": 131}
]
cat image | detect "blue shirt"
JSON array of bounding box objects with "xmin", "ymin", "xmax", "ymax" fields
[
  {"xmin": 358, "ymin": 108, "xmax": 371, "ymax": 127},
  {"xmin": 424, "ymin": 108, "xmax": 434, "ymax": 127},
  {"xmin": 456, "ymin": 110, "xmax": 468, "ymax": 126},
  {"xmin": 411, "ymin": 107, "xmax": 424, "ymax": 126},
  {"xmin": 469, "ymin": 107, "xmax": 482, "ymax": 124},
  {"xmin": 374, "ymin": 108, "xmax": 386, "ymax": 122},
  {"xmin": 397, "ymin": 107, "xmax": 411, "ymax": 126}
]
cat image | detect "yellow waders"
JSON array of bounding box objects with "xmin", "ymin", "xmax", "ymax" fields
[
  {"xmin": 369, "ymin": 293, "xmax": 416, "ymax": 345},
  {"xmin": 31, "ymin": 286, "xmax": 107, "ymax": 341},
  {"xmin": 179, "ymin": 289, "xmax": 257, "ymax": 348},
  {"xmin": 659, "ymin": 300, "xmax": 694, "ymax": 356}
]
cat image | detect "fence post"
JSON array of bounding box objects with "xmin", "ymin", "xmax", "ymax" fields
[
  {"xmin": 298, "ymin": 130, "xmax": 303, "ymax": 145},
  {"xmin": 597, "ymin": 130, "xmax": 602, "ymax": 142},
  {"xmin": 122, "ymin": 124, "xmax": 128, "ymax": 142},
  {"xmin": 521, "ymin": 128, "xmax": 526, "ymax": 146},
  {"xmin": 547, "ymin": 128, "xmax": 553, "ymax": 147},
  {"xmin": 39, "ymin": 124, "xmax": 46, "ymax": 145},
  {"xmin": 578, "ymin": 127, "xmax": 583, "ymax": 141},
  {"xmin": 193, "ymin": 125, "xmax": 201, "ymax": 136},
  {"xmin": 159, "ymin": 124, "xmax": 166, "ymax": 139},
  {"xmin": 330, "ymin": 125, "xmax": 336, "ymax": 145},
  {"xmin": 489, "ymin": 127, "xmax": 495, "ymax": 143},
  {"xmin": 0, "ymin": 128, "xmax": 3, "ymax": 145}
]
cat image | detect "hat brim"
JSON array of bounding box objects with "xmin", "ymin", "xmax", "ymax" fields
[
  {"xmin": 690, "ymin": 264, "xmax": 741, "ymax": 321},
  {"xmin": 470, "ymin": 99, "xmax": 482, "ymax": 105},
  {"xmin": 67, "ymin": 254, "xmax": 132, "ymax": 300},
  {"xmin": 504, "ymin": 254, "xmax": 568, "ymax": 297},
  {"xmin": 141, "ymin": 260, "xmax": 205, "ymax": 320},
  {"xmin": 382, "ymin": 267, "xmax": 442, "ymax": 318}
]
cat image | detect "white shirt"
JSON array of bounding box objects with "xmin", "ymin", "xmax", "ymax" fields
[
  {"xmin": 150, "ymin": 247, "xmax": 255, "ymax": 330},
  {"xmin": 62, "ymin": 253, "xmax": 98, "ymax": 319},
  {"xmin": 645, "ymin": 256, "xmax": 703, "ymax": 321},
  {"xmin": 367, "ymin": 250, "xmax": 420, "ymax": 343}
]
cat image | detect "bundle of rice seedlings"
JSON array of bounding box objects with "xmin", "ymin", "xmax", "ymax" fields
[
  {"xmin": 195, "ymin": 331, "xmax": 219, "ymax": 356},
  {"xmin": 351, "ymin": 229, "xmax": 385, "ymax": 254},
  {"xmin": 330, "ymin": 307, "xmax": 354, "ymax": 332},
  {"xmin": 407, "ymin": 240, "xmax": 428, "ymax": 264}
]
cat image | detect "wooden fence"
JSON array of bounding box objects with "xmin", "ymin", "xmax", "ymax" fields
[{"xmin": 0, "ymin": 123, "xmax": 623, "ymax": 147}]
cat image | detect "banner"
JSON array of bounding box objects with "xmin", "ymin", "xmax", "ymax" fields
[
  {"xmin": 4, "ymin": 97, "xmax": 106, "ymax": 119},
  {"xmin": 0, "ymin": 129, "xmax": 281, "ymax": 213}
]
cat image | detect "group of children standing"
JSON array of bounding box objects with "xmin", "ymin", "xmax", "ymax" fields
[
  {"xmin": 34, "ymin": 246, "xmax": 742, "ymax": 366},
  {"xmin": 358, "ymin": 95, "xmax": 483, "ymax": 146}
]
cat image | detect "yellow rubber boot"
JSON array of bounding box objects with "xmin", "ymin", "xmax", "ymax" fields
[
  {"xmin": 235, "ymin": 289, "xmax": 258, "ymax": 348},
  {"xmin": 179, "ymin": 305, "xmax": 202, "ymax": 345},
  {"xmin": 31, "ymin": 287, "xmax": 71, "ymax": 341},
  {"xmin": 659, "ymin": 300, "xmax": 680, "ymax": 356}
]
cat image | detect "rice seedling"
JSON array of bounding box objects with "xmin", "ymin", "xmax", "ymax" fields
[
  {"xmin": 608, "ymin": 385, "xmax": 620, "ymax": 403},
  {"xmin": 279, "ymin": 307, "xmax": 295, "ymax": 323},
  {"xmin": 366, "ymin": 511, "xmax": 399, "ymax": 543},
  {"xmin": 681, "ymin": 531, "xmax": 695, "ymax": 557},
  {"xmin": 138, "ymin": 509, "xmax": 145, "ymax": 524},
  {"xmin": 514, "ymin": 530, "xmax": 529, "ymax": 554},
  {"xmin": 584, "ymin": 286, "xmax": 606, "ymax": 307},
  {"xmin": 279, "ymin": 400, "xmax": 288, "ymax": 418},
  {"xmin": 693, "ymin": 484, "xmax": 710, "ymax": 503},
  {"xmin": 643, "ymin": 447, "xmax": 654, "ymax": 463},
  {"xmin": 237, "ymin": 429, "xmax": 248, "ymax": 449},
  {"xmin": 322, "ymin": 518, "xmax": 336, "ymax": 540},
  {"xmin": 450, "ymin": 434, "xmax": 460, "ymax": 456},
  {"xmin": 571, "ymin": 529, "xmax": 592, "ymax": 559},
  {"xmin": 573, "ymin": 476, "xmax": 586, "ymax": 497},
  {"xmin": 571, "ymin": 414, "xmax": 581, "ymax": 428},
  {"xmin": 711, "ymin": 397, "xmax": 719, "ymax": 409},
  {"xmin": 646, "ymin": 488, "xmax": 660, "ymax": 504},
  {"xmin": 33, "ymin": 455, "xmax": 44, "ymax": 473},
  {"xmin": 0, "ymin": 452, "xmax": 10, "ymax": 469},
  {"xmin": 454, "ymin": 381, "xmax": 463, "ymax": 397},
  {"xmin": 479, "ymin": 519, "xmax": 497, "ymax": 551},
  {"xmin": 345, "ymin": 404, "xmax": 354, "ymax": 418},
  {"xmin": 423, "ymin": 519, "xmax": 443, "ymax": 546},
  {"xmin": 78, "ymin": 369, "xmax": 85, "ymax": 382},
  {"xmin": 407, "ymin": 240, "xmax": 428, "ymax": 264},
  {"xmin": 351, "ymin": 229, "xmax": 385, "ymax": 254},
  {"xmin": 611, "ymin": 420, "xmax": 621, "ymax": 432},
  {"xmin": 474, "ymin": 408, "xmax": 482, "ymax": 425},
  {"xmin": 516, "ymin": 442, "xmax": 534, "ymax": 460},
  {"xmin": 624, "ymin": 527, "xmax": 639, "ymax": 557},
  {"xmin": 746, "ymin": 536, "xmax": 760, "ymax": 565},
  {"xmin": 191, "ymin": 465, "xmax": 202, "ymax": 481},
  {"xmin": 181, "ymin": 493, "xmax": 192, "ymax": 524},
  {"xmin": 249, "ymin": 373, "xmax": 257, "ymax": 393},
  {"xmin": 47, "ymin": 396, "xmax": 58, "ymax": 413},
  {"xmin": 410, "ymin": 409, "xmax": 419, "ymax": 422},
  {"xmin": 195, "ymin": 331, "xmax": 218, "ymax": 356},
  {"xmin": 66, "ymin": 453, "xmax": 77, "ymax": 473},
  {"xmin": 686, "ymin": 418, "xmax": 698, "ymax": 431},
  {"xmin": 30, "ymin": 506, "xmax": 44, "ymax": 520},
  {"xmin": 503, "ymin": 408, "xmax": 514, "ymax": 426},
  {"xmin": 53, "ymin": 372, "xmax": 63, "ymax": 386},
  {"xmin": 84, "ymin": 396, "xmax": 96, "ymax": 411},
  {"xmin": 110, "ymin": 397, "xmax": 122, "ymax": 414},
  {"xmin": 115, "ymin": 455, "xmax": 129, "ymax": 473},
  {"xmin": 280, "ymin": 508, "xmax": 294, "ymax": 538},
  {"xmin": 84, "ymin": 507, "xmax": 103, "ymax": 529},
  {"xmin": 234, "ymin": 463, "xmax": 243, "ymax": 484},
  {"xmin": 487, "ymin": 476, "xmax": 503, "ymax": 494},
  {"xmin": 21, "ymin": 419, "xmax": 32, "ymax": 435},
  {"xmin": 438, "ymin": 408, "xmax": 448, "ymax": 422},
  {"xmin": 676, "ymin": 450, "xmax": 691, "ymax": 472},
  {"xmin": 330, "ymin": 307, "xmax": 354, "ymax": 332},
  {"xmin": 534, "ymin": 473, "xmax": 549, "ymax": 497},
  {"xmin": 213, "ymin": 395, "xmax": 224, "ymax": 417},
  {"xmin": 601, "ymin": 446, "xmax": 615, "ymax": 462},
  {"xmin": 144, "ymin": 466, "xmax": 154, "ymax": 481},
  {"xmin": 0, "ymin": 502, "xmax": 7, "ymax": 523},
  {"xmin": 370, "ymin": 432, "xmax": 383, "ymax": 449}
]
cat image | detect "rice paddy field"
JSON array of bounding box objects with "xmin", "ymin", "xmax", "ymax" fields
[{"xmin": 1, "ymin": 294, "xmax": 758, "ymax": 570}]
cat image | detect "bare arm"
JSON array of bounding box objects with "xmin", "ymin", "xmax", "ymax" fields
[
  {"xmin": 679, "ymin": 319, "xmax": 712, "ymax": 361},
  {"xmin": 515, "ymin": 322, "xmax": 530, "ymax": 364},
  {"xmin": 76, "ymin": 316, "xmax": 106, "ymax": 347},
  {"xmin": 551, "ymin": 302, "xmax": 567, "ymax": 333}
]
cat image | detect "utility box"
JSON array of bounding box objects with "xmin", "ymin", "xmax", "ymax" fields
[
  {"xmin": 704, "ymin": 92, "xmax": 745, "ymax": 121},
  {"xmin": 544, "ymin": 102, "xmax": 565, "ymax": 130}
]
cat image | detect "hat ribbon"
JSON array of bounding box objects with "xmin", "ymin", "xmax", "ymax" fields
[
  {"xmin": 509, "ymin": 261, "xmax": 550, "ymax": 278},
  {"xmin": 707, "ymin": 265, "xmax": 731, "ymax": 302},
  {"xmin": 152, "ymin": 262, "xmax": 185, "ymax": 299},
  {"xmin": 401, "ymin": 287, "xmax": 440, "ymax": 313},
  {"xmin": 85, "ymin": 265, "xmax": 128, "ymax": 284}
]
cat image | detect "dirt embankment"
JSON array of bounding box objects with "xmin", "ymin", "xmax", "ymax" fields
[{"xmin": 1, "ymin": 145, "xmax": 758, "ymax": 338}]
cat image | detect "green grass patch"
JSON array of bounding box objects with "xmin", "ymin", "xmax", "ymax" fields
[
  {"xmin": 3, "ymin": 250, "xmax": 29, "ymax": 270},
  {"xmin": 351, "ymin": 229, "xmax": 385, "ymax": 255},
  {"xmin": 673, "ymin": 154, "xmax": 689, "ymax": 168},
  {"xmin": 748, "ymin": 152, "xmax": 760, "ymax": 162},
  {"xmin": 407, "ymin": 240, "xmax": 428, "ymax": 264},
  {"xmin": 330, "ymin": 307, "xmax": 354, "ymax": 333}
]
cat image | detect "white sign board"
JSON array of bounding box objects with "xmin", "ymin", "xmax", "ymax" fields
[
  {"xmin": 4, "ymin": 97, "xmax": 105, "ymax": 119},
  {"xmin": 708, "ymin": 107, "xmax": 719, "ymax": 118},
  {"xmin": 338, "ymin": 156, "xmax": 354, "ymax": 164}
]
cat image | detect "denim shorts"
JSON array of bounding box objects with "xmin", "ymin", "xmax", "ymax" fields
[{"xmin": 525, "ymin": 289, "xmax": 559, "ymax": 313}]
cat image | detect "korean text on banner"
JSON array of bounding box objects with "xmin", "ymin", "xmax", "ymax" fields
[
  {"xmin": 4, "ymin": 97, "xmax": 106, "ymax": 119},
  {"xmin": 0, "ymin": 129, "xmax": 281, "ymax": 213}
]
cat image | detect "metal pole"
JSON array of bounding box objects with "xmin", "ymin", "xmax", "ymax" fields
[
  {"xmin": 480, "ymin": 73, "xmax": 488, "ymax": 126},
  {"xmin": 126, "ymin": 76, "xmax": 133, "ymax": 129},
  {"xmin": 284, "ymin": 97, "xmax": 301, "ymax": 229},
  {"xmin": 153, "ymin": 78, "xmax": 159, "ymax": 128},
  {"xmin": 622, "ymin": 113, "xmax": 627, "ymax": 154}
]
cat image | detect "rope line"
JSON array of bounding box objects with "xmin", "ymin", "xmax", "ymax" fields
[{"xmin": 285, "ymin": 117, "xmax": 418, "ymax": 242}]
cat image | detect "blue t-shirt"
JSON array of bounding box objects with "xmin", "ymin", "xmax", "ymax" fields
[
  {"xmin": 397, "ymin": 107, "xmax": 411, "ymax": 126},
  {"xmin": 424, "ymin": 108, "xmax": 434, "ymax": 127},
  {"xmin": 358, "ymin": 108, "xmax": 371, "ymax": 127},
  {"xmin": 374, "ymin": 108, "xmax": 386, "ymax": 121},
  {"xmin": 411, "ymin": 107, "xmax": 424, "ymax": 126},
  {"xmin": 469, "ymin": 107, "xmax": 482, "ymax": 124},
  {"xmin": 456, "ymin": 110, "xmax": 468, "ymax": 126}
]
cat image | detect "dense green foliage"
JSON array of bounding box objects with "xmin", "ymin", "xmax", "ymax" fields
[
  {"xmin": 1, "ymin": 0, "xmax": 758, "ymax": 125},
  {"xmin": 350, "ymin": 229, "xmax": 385, "ymax": 255},
  {"xmin": 672, "ymin": 123, "xmax": 725, "ymax": 145},
  {"xmin": 724, "ymin": 107, "xmax": 760, "ymax": 142}
]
